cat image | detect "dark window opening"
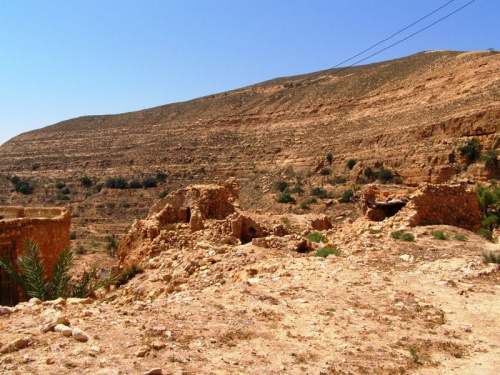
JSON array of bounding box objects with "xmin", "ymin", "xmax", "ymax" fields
[{"xmin": 241, "ymin": 226, "xmax": 257, "ymax": 244}]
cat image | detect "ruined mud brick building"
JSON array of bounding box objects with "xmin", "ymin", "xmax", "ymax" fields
[{"xmin": 0, "ymin": 207, "xmax": 71, "ymax": 305}]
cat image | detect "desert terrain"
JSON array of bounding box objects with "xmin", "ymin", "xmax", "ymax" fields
[{"xmin": 0, "ymin": 50, "xmax": 499, "ymax": 374}]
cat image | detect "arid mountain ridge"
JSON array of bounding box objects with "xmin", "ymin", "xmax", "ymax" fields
[{"xmin": 2, "ymin": 50, "xmax": 499, "ymax": 182}]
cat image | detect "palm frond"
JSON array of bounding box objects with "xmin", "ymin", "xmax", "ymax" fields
[
  {"xmin": 17, "ymin": 239, "xmax": 46, "ymax": 300},
  {"xmin": 0, "ymin": 255, "xmax": 28, "ymax": 295},
  {"xmin": 47, "ymin": 247, "xmax": 73, "ymax": 299}
]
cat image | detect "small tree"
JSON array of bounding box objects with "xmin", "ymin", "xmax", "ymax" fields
[
  {"xmin": 458, "ymin": 139, "xmax": 481, "ymax": 164},
  {"xmin": 79, "ymin": 176, "xmax": 93, "ymax": 188},
  {"xmin": 326, "ymin": 153, "xmax": 333, "ymax": 166},
  {"xmin": 340, "ymin": 189, "xmax": 354, "ymax": 203},
  {"xmin": 346, "ymin": 159, "xmax": 357, "ymax": 170}
]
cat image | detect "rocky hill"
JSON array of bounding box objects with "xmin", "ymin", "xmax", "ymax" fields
[{"xmin": 0, "ymin": 50, "xmax": 499, "ymax": 240}]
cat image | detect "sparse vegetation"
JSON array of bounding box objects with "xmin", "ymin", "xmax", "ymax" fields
[
  {"xmin": 346, "ymin": 158, "xmax": 357, "ymax": 170},
  {"xmin": 10, "ymin": 176, "xmax": 35, "ymax": 195},
  {"xmin": 326, "ymin": 176, "xmax": 346, "ymax": 185},
  {"xmin": 112, "ymin": 263, "xmax": 144, "ymax": 287},
  {"xmin": 431, "ymin": 230, "xmax": 449, "ymax": 240},
  {"xmin": 391, "ymin": 231, "xmax": 415, "ymax": 241},
  {"xmin": 306, "ymin": 232, "xmax": 327, "ymax": 243},
  {"xmin": 105, "ymin": 235, "xmax": 119, "ymax": 257},
  {"xmin": 311, "ymin": 187, "xmax": 328, "ymax": 199},
  {"xmin": 340, "ymin": 189, "xmax": 354, "ymax": 203},
  {"xmin": 483, "ymin": 149, "xmax": 499, "ymax": 170},
  {"xmin": 483, "ymin": 252, "xmax": 500, "ymax": 264},
  {"xmin": 300, "ymin": 197, "xmax": 317, "ymax": 209},
  {"xmin": 56, "ymin": 182, "xmax": 66, "ymax": 189},
  {"xmin": 314, "ymin": 247, "xmax": 340, "ymax": 258},
  {"xmin": 476, "ymin": 228, "xmax": 493, "ymax": 241},
  {"xmin": 326, "ymin": 152, "xmax": 333, "ymax": 166},
  {"xmin": 0, "ymin": 239, "xmax": 111, "ymax": 300},
  {"xmin": 129, "ymin": 180, "xmax": 143, "ymax": 189},
  {"xmin": 320, "ymin": 168, "xmax": 331, "ymax": 176},
  {"xmin": 458, "ymin": 139, "xmax": 481, "ymax": 164},
  {"xmin": 276, "ymin": 191, "xmax": 296, "ymax": 204},
  {"xmin": 454, "ymin": 234, "xmax": 468, "ymax": 241},
  {"xmin": 275, "ymin": 181, "xmax": 288, "ymax": 192},
  {"xmin": 377, "ymin": 167, "xmax": 393, "ymax": 183},
  {"xmin": 158, "ymin": 190, "xmax": 169, "ymax": 198},
  {"xmin": 142, "ymin": 176, "xmax": 158, "ymax": 188},
  {"xmin": 79, "ymin": 176, "xmax": 93, "ymax": 188},
  {"xmin": 105, "ymin": 177, "xmax": 128, "ymax": 189}
]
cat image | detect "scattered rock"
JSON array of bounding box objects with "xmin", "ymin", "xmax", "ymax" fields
[{"xmin": 72, "ymin": 328, "xmax": 90, "ymax": 342}]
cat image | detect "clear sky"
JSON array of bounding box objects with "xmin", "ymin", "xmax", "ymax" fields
[{"xmin": 0, "ymin": 0, "xmax": 498, "ymax": 145}]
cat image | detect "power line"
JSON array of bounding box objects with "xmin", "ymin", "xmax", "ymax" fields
[
  {"xmin": 334, "ymin": 0, "xmax": 476, "ymax": 73},
  {"xmin": 333, "ymin": 0, "xmax": 456, "ymax": 68}
]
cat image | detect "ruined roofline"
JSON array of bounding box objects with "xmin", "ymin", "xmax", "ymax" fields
[{"xmin": 0, "ymin": 206, "xmax": 70, "ymax": 221}]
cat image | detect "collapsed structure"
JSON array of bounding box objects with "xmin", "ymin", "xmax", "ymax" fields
[
  {"xmin": 0, "ymin": 207, "xmax": 71, "ymax": 305},
  {"xmin": 362, "ymin": 184, "xmax": 481, "ymax": 231},
  {"xmin": 118, "ymin": 179, "xmax": 332, "ymax": 269}
]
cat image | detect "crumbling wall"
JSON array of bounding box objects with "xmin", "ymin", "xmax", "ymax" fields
[
  {"xmin": 362, "ymin": 184, "xmax": 481, "ymax": 231},
  {"xmin": 0, "ymin": 207, "xmax": 71, "ymax": 305},
  {"xmin": 404, "ymin": 184, "xmax": 481, "ymax": 231}
]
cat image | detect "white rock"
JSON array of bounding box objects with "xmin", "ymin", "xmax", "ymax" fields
[
  {"xmin": 399, "ymin": 254, "xmax": 414, "ymax": 262},
  {"xmin": 0, "ymin": 306, "xmax": 14, "ymax": 316},
  {"xmin": 72, "ymin": 327, "xmax": 90, "ymax": 342},
  {"xmin": 54, "ymin": 324, "xmax": 73, "ymax": 337}
]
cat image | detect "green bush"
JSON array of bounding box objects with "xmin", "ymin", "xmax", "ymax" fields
[
  {"xmin": 320, "ymin": 168, "xmax": 331, "ymax": 176},
  {"xmin": 70, "ymin": 233, "xmax": 77, "ymax": 240},
  {"xmin": 105, "ymin": 177, "xmax": 128, "ymax": 189},
  {"xmin": 454, "ymin": 234, "xmax": 468, "ymax": 241},
  {"xmin": 142, "ymin": 177, "xmax": 158, "ymax": 189},
  {"xmin": 483, "ymin": 252, "xmax": 500, "ymax": 264},
  {"xmin": 458, "ymin": 139, "xmax": 481, "ymax": 164},
  {"xmin": 156, "ymin": 172, "xmax": 167, "ymax": 183},
  {"xmin": 431, "ymin": 230, "xmax": 449, "ymax": 240},
  {"xmin": 61, "ymin": 187, "xmax": 70, "ymax": 195},
  {"xmin": 391, "ymin": 231, "xmax": 414, "ymax": 241},
  {"xmin": 79, "ymin": 176, "xmax": 93, "ymax": 188},
  {"xmin": 315, "ymin": 247, "xmax": 340, "ymax": 258},
  {"xmin": 377, "ymin": 167, "xmax": 393, "ymax": 183},
  {"xmin": 364, "ymin": 167, "xmax": 375, "ymax": 179},
  {"xmin": 129, "ymin": 180, "xmax": 143, "ymax": 189},
  {"xmin": 56, "ymin": 182, "xmax": 66, "ymax": 190},
  {"xmin": 326, "ymin": 153, "xmax": 333, "ymax": 166},
  {"xmin": 476, "ymin": 228, "xmax": 493, "ymax": 240},
  {"xmin": 346, "ymin": 159, "xmax": 357, "ymax": 170},
  {"xmin": 57, "ymin": 193, "xmax": 70, "ymax": 201},
  {"xmin": 277, "ymin": 191, "xmax": 296, "ymax": 204},
  {"xmin": 13, "ymin": 180, "xmax": 34, "ymax": 195},
  {"xmin": 300, "ymin": 197, "xmax": 317, "ymax": 209},
  {"xmin": 158, "ymin": 191, "xmax": 168, "ymax": 199},
  {"xmin": 340, "ymin": 189, "xmax": 354, "ymax": 203},
  {"xmin": 306, "ymin": 232, "xmax": 327, "ymax": 243},
  {"xmin": 311, "ymin": 187, "xmax": 328, "ymax": 199}
]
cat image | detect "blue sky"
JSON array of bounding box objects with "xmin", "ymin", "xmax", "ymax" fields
[{"xmin": 0, "ymin": 0, "xmax": 498, "ymax": 145}]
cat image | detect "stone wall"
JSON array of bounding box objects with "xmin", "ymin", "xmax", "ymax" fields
[
  {"xmin": 362, "ymin": 184, "xmax": 481, "ymax": 231},
  {"xmin": 0, "ymin": 207, "xmax": 71, "ymax": 305}
]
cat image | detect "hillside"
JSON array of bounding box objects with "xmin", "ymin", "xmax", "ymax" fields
[{"xmin": 0, "ymin": 50, "xmax": 499, "ymax": 239}]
